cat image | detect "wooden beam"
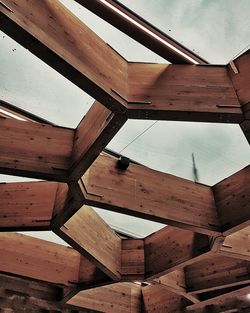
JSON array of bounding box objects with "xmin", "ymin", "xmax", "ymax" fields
[
  {"xmin": 0, "ymin": 273, "xmax": 62, "ymax": 301},
  {"xmin": 144, "ymin": 226, "xmax": 213, "ymax": 279},
  {"xmin": 212, "ymin": 166, "xmax": 250, "ymax": 236},
  {"xmin": 121, "ymin": 239, "xmax": 145, "ymax": 281},
  {"xmin": 0, "ymin": 233, "xmax": 79, "ymax": 286},
  {"xmin": 0, "ymin": 233, "xmax": 109, "ymax": 288},
  {"xmin": 154, "ymin": 270, "xmax": 200, "ymax": 304},
  {"xmin": 70, "ymin": 101, "xmax": 127, "ymax": 180},
  {"xmin": 54, "ymin": 205, "xmax": 122, "ymax": 280},
  {"xmin": 67, "ymin": 283, "xmax": 141, "ymax": 313},
  {"xmin": 74, "ymin": 0, "xmax": 206, "ymax": 64},
  {"xmin": 185, "ymin": 255, "xmax": 250, "ymax": 294},
  {"xmin": 142, "ymin": 284, "xmax": 191, "ymax": 313},
  {"xmin": 0, "ymin": 1, "xmax": 127, "ymax": 112},
  {"xmin": 216, "ymin": 227, "xmax": 250, "ymax": 261},
  {"xmin": 0, "ymin": 117, "xmax": 73, "ymax": 181},
  {"xmin": 185, "ymin": 286, "xmax": 250, "ymax": 313},
  {"xmin": 228, "ymin": 49, "xmax": 250, "ymax": 107},
  {"xmin": 0, "ymin": 181, "xmax": 58, "ymax": 231},
  {"xmin": 228, "ymin": 49, "xmax": 250, "ymax": 143},
  {"xmin": 126, "ymin": 63, "xmax": 243, "ymax": 123},
  {"xmin": 77, "ymin": 154, "xmax": 220, "ymax": 236}
]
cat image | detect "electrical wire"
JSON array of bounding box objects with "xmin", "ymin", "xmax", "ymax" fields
[{"xmin": 118, "ymin": 120, "xmax": 158, "ymax": 154}]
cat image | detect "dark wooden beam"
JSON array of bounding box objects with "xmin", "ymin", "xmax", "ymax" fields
[
  {"xmin": 0, "ymin": 117, "xmax": 73, "ymax": 181},
  {"xmin": 76, "ymin": 154, "xmax": 220, "ymax": 236},
  {"xmin": 185, "ymin": 255, "xmax": 250, "ymax": 294},
  {"xmin": 213, "ymin": 227, "xmax": 250, "ymax": 261},
  {"xmin": 126, "ymin": 63, "xmax": 243, "ymax": 122},
  {"xmin": 74, "ymin": 0, "xmax": 207, "ymax": 64},
  {"xmin": 144, "ymin": 226, "xmax": 213, "ymax": 279},
  {"xmin": 0, "ymin": 2, "xmax": 126, "ymax": 113},
  {"xmin": 70, "ymin": 101, "xmax": 127, "ymax": 180},
  {"xmin": 212, "ymin": 166, "xmax": 250, "ymax": 236},
  {"xmin": 228, "ymin": 49, "xmax": 250, "ymax": 143},
  {"xmin": 185, "ymin": 285, "xmax": 250, "ymax": 313}
]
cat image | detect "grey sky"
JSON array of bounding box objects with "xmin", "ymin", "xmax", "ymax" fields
[{"xmin": 0, "ymin": 0, "xmax": 249, "ymax": 239}]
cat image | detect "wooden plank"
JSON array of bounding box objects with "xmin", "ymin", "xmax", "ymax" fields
[
  {"xmin": 212, "ymin": 166, "xmax": 250, "ymax": 235},
  {"xmin": 219, "ymin": 227, "xmax": 250, "ymax": 261},
  {"xmin": 228, "ymin": 49, "xmax": 250, "ymax": 107},
  {"xmin": 121, "ymin": 239, "xmax": 145, "ymax": 281},
  {"xmin": 53, "ymin": 183, "xmax": 69, "ymax": 220},
  {"xmin": 142, "ymin": 284, "xmax": 190, "ymax": 313},
  {"xmin": 74, "ymin": 0, "xmax": 206, "ymax": 64},
  {"xmin": 144, "ymin": 226, "xmax": 213, "ymax": 279},
  {"xmin": 0, "ymin": 181, "xmax": 58, "ymax": 231},
  {"xmin": 185, "ymin": 255, "xmax": 250, "ymax": 294},
  {"xmin": 78, "ymin": 154, "xmax": 220, "ymax": 236},
  {"xmin": 0, "ymin": 118, "xmax": 73, "ymax": 181},
  {"xmin": 126, "ymin": 63, "xmax": 243, "ymax": 123},
  {"xmin": 0, "ymin": 233, "xmax": 80, "ymax": 286},
  {"xmin": 0, "ymin": 273, "xmax": 62, "ymax": 301},
  {"xmin": 154, "ymin": 270, "xmax": 200, "ymax": 304},
  {"xmin": 70, "ymin": 101, "xmax": 127, "ymax": 180},
  {"xmin": 55, "ymin": 205, "xmax": 122, "ymax": 280},
  {"xmin": 1, "ymin": 0, "xmax": 127, "ymax": 112},
  {"xmin": 67, "ymin": 283, "xmax": 141, "ymax": 313},
  {"xmin": 185, "ymin": 286, "xmax": 250, "ymax": 313},
  {"xmin": 0, "ymin": 233, "xmax": 109, "ymax": 292}
]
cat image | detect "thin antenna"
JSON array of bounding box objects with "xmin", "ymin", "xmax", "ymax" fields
[{"xmin": 192, "ymin": 153, "xmax": 199, "ymax": 183}]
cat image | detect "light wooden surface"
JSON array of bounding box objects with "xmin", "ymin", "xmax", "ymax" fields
[
  {"xmin": 0, "ymin": 233, "xmax": 80, "ymax": 286},
  {"xmin": 80, "ymin": 154, "xmax": 220, "ymax": 236},
  {"xmin": 144, "ymin": 226, "xmax": 212, "ymax": 279},
  {"xmin": 0, "ymin": 118, "xmax": 73, "ymax": 180},
  {"xmin": 58, "ymin": 205, "xmax": 122, "ymax": 280},
  {"xmin": 70, "ymin": 101, "xmax": 126, "ymax": 180},
  {"xmin": 0, "ymin": 181, "xmax": 57, "ymax": 230},
  {"xmin": 127, "ymin": 63, "xmax": 242, "ymax": 122}
]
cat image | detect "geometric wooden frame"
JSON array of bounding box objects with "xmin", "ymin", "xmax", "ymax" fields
[{"xmin": 0, "ymin": 0, "xmax": 249, "ymax": 312}]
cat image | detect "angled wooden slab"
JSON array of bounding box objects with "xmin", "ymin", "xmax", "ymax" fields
[{"xmin": 76, "ymin": 154, "xmax": 220, "ymax": 236}]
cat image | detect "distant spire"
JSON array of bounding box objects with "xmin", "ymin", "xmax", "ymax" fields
[{"xmin": 192, "ymin": 153, "xmax": 199, "ymax": 183}]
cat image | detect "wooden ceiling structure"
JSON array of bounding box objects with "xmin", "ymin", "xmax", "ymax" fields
[{"xmin": 0, "ymin": 0, "xmax": 249, "ymax": 312}]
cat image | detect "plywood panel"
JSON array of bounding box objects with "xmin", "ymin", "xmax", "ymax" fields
[
  {"xmin": 80, "ymin": 155, "xmax": 219, "ymax": 236},
  {"xmin": 0, "ymin": 181, "xmax": 58, "ymax": 230}
]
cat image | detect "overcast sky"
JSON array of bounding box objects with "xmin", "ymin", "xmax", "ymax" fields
[{"xmin": 0, "ymin": 0, "xmax": 249, "ymax": 239}]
